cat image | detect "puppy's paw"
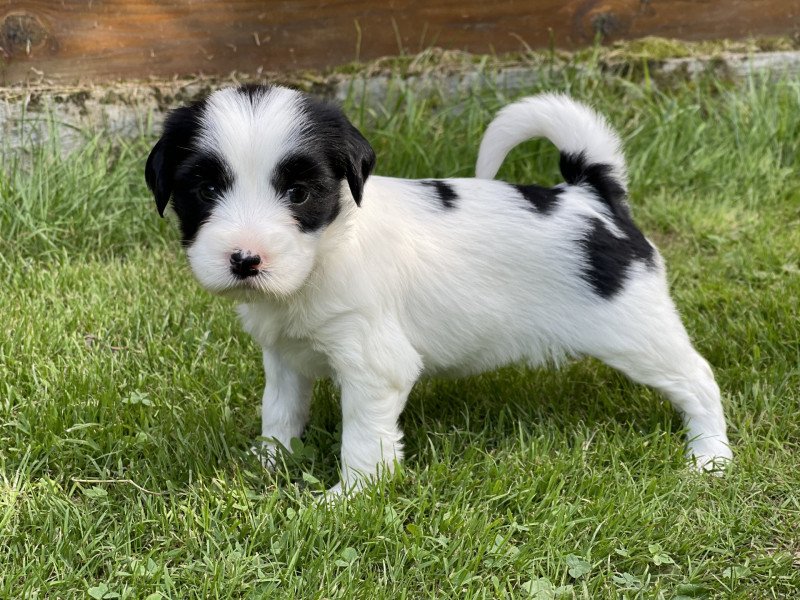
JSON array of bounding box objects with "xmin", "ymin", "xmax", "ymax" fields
[
  {"xmin": 687, "ymin": 438, "xmax": 733, "ymax": 475},
  {"xmin": 326, "ymin": 481, "xmax": 345, "ymax": 498},
  {"xmin": 249, "ymin": 444, "xmax": 276, "ymax": 471},
  {"xmin": 314, "ymin": 480, "xmax": 365, "ymax": 505},
  {"xmin": 250, "ymin": 438, "xmax": 285, "ymax": 471}
]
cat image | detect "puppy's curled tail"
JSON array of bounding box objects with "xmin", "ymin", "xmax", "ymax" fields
[{"xmin": 476, "ymin": 94, "xmax": 628, "ymax": 204}]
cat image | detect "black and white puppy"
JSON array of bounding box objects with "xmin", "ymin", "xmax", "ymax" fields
[{"xmin": 146, "ymin": 84, "xmax": 731, "ymax": 495}]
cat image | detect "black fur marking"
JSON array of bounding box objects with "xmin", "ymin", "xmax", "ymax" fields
[
  {"xmin": 145, "ymin": 98, "xmax": 207, "ymax": 219},
  {"xmin": 272, "ymin": 153, "xmax": 342, "ymax": 233},
  {"xmin": 171, "ymin": 152, "xmax": 232, "ymax": 244},
  {"xmin": 296, "ymin": 92, "xmax": 376, "ymax": 207},
  {"xmin": 145, "ymin": 98, "xmax": 236, "ymax": 245},
  {"xmin": 146, "ymin": 84, "xmax": 376, "ymax": 242},
  {"xmin": 560, "ymin": 151, "xmax": 627, "ymax": 208},
  {"xmin": 236, "ymin": 84, "xmax": 345, "ymax": 231},
  {"xmin": 236, "ymin": 82, "xmax": 267, "ymax": 103},
  {"xmin": 514, "ymin": 184, "xmax": 561, "ymax": 215},
  {"xmin": 560, "ymin": 152, "xmax": 656, "ymax": 298},
  {"xmin": 581, "ymin": 217, "xmax": 655, "ymax": 298},
  {"xmin": 420, "ymin": 180, "xmax": 458, "ymax": 209},
  {"xmin": 237, "ymin": 83, "xmax": 374, "ymax": 222}
]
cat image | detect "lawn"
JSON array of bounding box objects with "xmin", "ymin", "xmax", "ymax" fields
[{"xmin": 1, "ymin": 58, "xmax": 799, "ymax": 598}]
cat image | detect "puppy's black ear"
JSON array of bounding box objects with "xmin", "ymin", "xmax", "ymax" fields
[
  {"xmin": 340, "ymin": 120, "xmax": 376, "ymax": 207},
  {"xmin": 145, "ymin": 105, "xmax": 203, "ymax": 217},
  {"xmin": 145, "ymin": 137, "xmax": 173, "ymax": 217}
]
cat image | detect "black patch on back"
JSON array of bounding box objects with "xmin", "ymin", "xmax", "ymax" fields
[
  {"xmin": 581, "ymin": 217, "xmax": 655, "ymax": 298},
  {"xmin": 558, "ymin": 152, "xmax": 656, "ymax": 298},
  {"xmin": 514, "ymin": 184, "xmax": 561, "ymax": 215},
  {"xmin": 420, "ymin": 180, "xmax": 458, "ymax": 209},
  {"xmin": 560, "ymin": 151, "xmax": 627, "ymax": 208}
]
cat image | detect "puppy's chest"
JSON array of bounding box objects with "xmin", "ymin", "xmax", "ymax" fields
[
  {"xmin": 272, "ymin": 335, "xmax": 331, "ymax": 379},
  {"xmin": 237, "ymin": 301, "xmax": 332, "ymax": 379}
]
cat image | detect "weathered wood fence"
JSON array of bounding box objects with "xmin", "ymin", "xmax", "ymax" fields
[{"xmin": 2, "ymin": 0, "xmax": 798, "ymax": 84}]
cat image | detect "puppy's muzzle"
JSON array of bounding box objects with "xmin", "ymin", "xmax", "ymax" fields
[{"xmin": 230, "ymin": 251, "xmax": 262, "ymax": 279}]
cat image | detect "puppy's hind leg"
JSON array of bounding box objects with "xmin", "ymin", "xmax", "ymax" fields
[{"xmin": 584, "ymin": 294, "xmax": 732, "ymax": 472}]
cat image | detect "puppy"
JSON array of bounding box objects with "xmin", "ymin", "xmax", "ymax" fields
[{"xmin": 145, "ymin": 84, "xmax": 732, "ymax": 494}]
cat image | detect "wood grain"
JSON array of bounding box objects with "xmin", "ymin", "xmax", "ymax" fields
[{"xmin": 1, "ymin": 0, "xmax": 798, "ymax": 85}]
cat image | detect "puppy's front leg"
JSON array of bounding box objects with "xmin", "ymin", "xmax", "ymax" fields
[
  {"xmin": 255, "ymin": 347, "xmax": 313, "ymax": 469},
  {"xmin": 332, "ymin": 379, "xmax": 410, "ymax": 494},
  {"xmin": 327, "ymin": 325, "xmax": 422, "ymax": 495}
]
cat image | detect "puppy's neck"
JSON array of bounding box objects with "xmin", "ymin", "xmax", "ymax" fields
[{"xmin": 312, "ymin": 180, "xmax": 360, "ymax": 256}]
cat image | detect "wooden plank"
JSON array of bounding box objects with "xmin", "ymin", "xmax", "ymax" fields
[{"xmin": 1, "ymin": 0, "xmax": 798, "ymax": 85}]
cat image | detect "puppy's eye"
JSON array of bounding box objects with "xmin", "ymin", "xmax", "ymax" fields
[
  {"xmin": 198, "ymin": 182, "xmax": 219, "ymax": 202},
  {"xmin": 286, "ymin": 186, "xmax": 309, "ymax": 205}
]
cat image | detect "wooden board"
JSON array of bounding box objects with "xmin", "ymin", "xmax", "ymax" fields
[{"xmin": 2, "ymin": 0, "xmax": 799, "ymax": 85}]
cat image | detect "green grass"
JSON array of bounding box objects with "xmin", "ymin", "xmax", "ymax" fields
[{"xmin": 1, "ymin": 63, "xmax": 799, "ymax": 598}]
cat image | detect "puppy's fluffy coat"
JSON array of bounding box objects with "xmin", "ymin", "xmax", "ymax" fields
[{"xmin": 146, "ymin": 85, "xmax": 731, "ymax": 494}]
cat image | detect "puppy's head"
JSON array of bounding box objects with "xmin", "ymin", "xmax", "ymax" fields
[{"xmin": 145, "ymin": 84, "xmax": 375, "ymax": 298}]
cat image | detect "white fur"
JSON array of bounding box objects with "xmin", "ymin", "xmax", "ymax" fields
[
  {"xmin": 476, "ymin": 93, "xmax": 628, "ymax": 187},
  {"xmin": 179, "ymin": 88, "xmax": 732, "ymax": 494},
  {"xmin": 187, "ymin": 87, "xmax": 319, "ymax": 298}
]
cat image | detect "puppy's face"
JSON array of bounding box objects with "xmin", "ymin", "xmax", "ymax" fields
[{"xmin": 145, "ymin": 85, "xmax": 375, "ymax": 298}]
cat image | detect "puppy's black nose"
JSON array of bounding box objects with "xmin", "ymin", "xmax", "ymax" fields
[{"xmin": 230, "ymin": 251, "xmax": 261, "ymax": 279}]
